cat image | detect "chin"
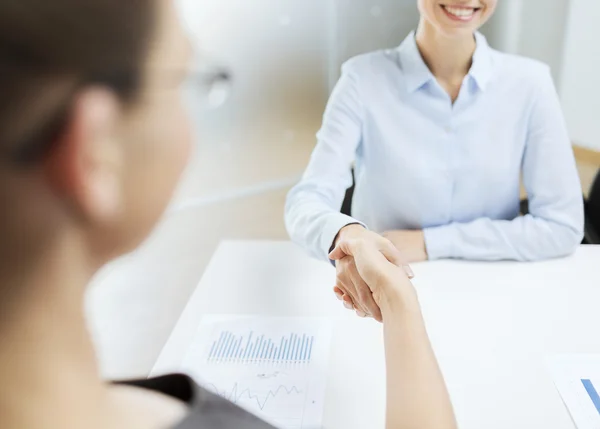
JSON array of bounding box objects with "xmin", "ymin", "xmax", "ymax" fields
[{"xmin": 438, "ymin": 25, "xmax": 479, "ymax": 38}]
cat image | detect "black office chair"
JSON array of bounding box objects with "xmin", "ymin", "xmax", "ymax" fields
[
  {"xmin": 340, "ymin": 170, "xmax": 355, "ymax": 217},
  {"xmin": 584, "ymin": 170, "xmax": 600, "ymax": 244},
  {"xmin": 341, "ymin": 168, "xmax": 600, "ymax": 245}
]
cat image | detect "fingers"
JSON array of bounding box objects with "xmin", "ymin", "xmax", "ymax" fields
[
  {"xmin": 336, "ymin": 257, "xmax": 370, "ymax": 314},
  {"xmin": 347, "ymin": 259, "xmax": 382, "ymax": 322},
  {"xmin": 333, "ymin": 286, "xmax": 369, "ymax": 318},
  {"xmin": 333, "ymin": 286, "xmax": 344, "ymax": 300},
  {"xmin": 333, "ymin": 286, "xmax": 355, "ymax": 309},
  {"xmin": 379, "ymin": 239, "xmax": 415, "ymax": 279}
]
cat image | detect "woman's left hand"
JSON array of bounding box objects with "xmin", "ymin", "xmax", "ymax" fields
[{"xmin": 381, "ymin": 230, "xmax": 428, "ymax": 263}]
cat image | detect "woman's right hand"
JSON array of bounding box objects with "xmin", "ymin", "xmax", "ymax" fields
[{"xmin": 330, "ymin": 233, "xmax": 418, "ymax": 316}]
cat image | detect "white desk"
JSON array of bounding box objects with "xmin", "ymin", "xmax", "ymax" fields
[{"xmin": 152, "ymin": 241, "xmax": 600, "ymax": 429}]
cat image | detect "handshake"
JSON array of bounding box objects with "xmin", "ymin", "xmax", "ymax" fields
[{"xmin": 330, "ymin": 224, "xmax": 428, "ymax": 322}]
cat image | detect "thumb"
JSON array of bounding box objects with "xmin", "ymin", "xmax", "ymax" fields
[{"xmin": 329, "ymin": 243, "xmax": 348, "ymax": 261}]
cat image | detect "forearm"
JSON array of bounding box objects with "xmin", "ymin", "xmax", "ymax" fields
[
  {"xmin": 381, "ymin": 292, "xmax": 457, "ymax": 429},
  {"xmin": 285, "ymin": 189, "xmax": 364, "ymax": 261},
  {"xmin": 424, "ymin": 213, "xmax": 582, "ymax": 262}
]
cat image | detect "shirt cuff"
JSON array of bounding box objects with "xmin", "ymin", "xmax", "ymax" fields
[
  {"xmin": 423, "ymin": 224, "xmax": 457, "ymax": 260},
  {"xmin": 320, "ymin": 213, "xmax": 366, "ymax": 262}
]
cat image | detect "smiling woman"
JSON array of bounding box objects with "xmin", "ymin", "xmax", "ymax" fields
[{"xmin": 286, "ymin": 0, "xmax": 583, "ymax": 316}]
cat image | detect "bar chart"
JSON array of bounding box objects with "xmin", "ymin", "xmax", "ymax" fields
[{"xmin": 207, "ymin": 330, "xmax": 315, "ymax": 364}]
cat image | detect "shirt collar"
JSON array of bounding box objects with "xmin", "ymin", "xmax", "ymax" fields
[
  {"xmin": 469, "ymin": 32, "xmax": 493, "ymax": 91},
  {"xmin": 397, "ymin": 31, "xmax": 494, "ymax": 93}
]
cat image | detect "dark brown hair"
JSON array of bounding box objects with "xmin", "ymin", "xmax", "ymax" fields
[{"xmin": 0, "ymin": 0, "xmax": 157, "ymax": 165}]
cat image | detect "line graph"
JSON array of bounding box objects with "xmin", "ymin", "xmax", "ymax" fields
[{"xmin": 207, "ymin": 382, "xmax": 303, "ymax": 411}]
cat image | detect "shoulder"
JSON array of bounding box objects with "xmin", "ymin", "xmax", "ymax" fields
[
  {"xmin": 341, "ymin": 49, "xmax": 400, "ymax": 77},
  {"xmin": 491, "ymin": 50, "xmax": 554, "ymax": 89}
]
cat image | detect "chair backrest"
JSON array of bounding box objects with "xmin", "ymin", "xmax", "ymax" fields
[
  {"xmin": 589, "ymin": 170, "xmax": 600, "ymax": 212},
  {"xmin": 585, "ymin": 169, "xmax": 600, "ymax": 244},
  {"xmin": 340, "ymin": 169, "xmax": 355, "ymax": 217}
]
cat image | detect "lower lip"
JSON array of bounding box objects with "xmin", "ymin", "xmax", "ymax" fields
[{"xmin": 441, "ymin": 5, "xmax": 478, "ymax": 22}]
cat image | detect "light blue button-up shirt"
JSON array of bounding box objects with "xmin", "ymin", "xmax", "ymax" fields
[{"xmin": 285, "ymin": 32, "xmax": 584, "ymax": 262}]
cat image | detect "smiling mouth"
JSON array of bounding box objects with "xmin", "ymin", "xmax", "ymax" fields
[{"xmin": 440, "ymin": 4, "xmax": 482, "ymax": 21}]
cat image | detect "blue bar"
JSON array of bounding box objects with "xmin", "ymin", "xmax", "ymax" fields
[
  {"xmin": 213, "ymin": 331, "xmax": 225, "ymax": 359},
  {"xmin": 300, "ymin": 334, "xmax": 307, "ymax": 360},
  {"xmin": 215, "ymin": 332, "xmax": 227, "ymax": 360},
  {"xmin": 298, "ymin": 334, "xmax": 305, "ymax": 360},
  {"xmin": 252, "ymin": 338, "xmax": 259, "ymax": 360},
  {"xmin": 208, "ymin": 340, "xmax": 217, "ymax": 360},
  {"xmin": 294, "ymin": 335, "xmax": 300, "ymax": 361},
  {"xmin": 273, "ymin": 347, "xmax": 278, "ymax": 361},
  {"xmin": 291, "ymin": 334, "xmax": 297, "ymax": 361},
  {"xmin": 231, "ymin": 337, "xmax": 238, "ymax": 359},
  {"xmin": 259, "ymin": 341, "xmax": 268, "ymax": 360},
  {"xmin": 249, "ymin": 340, "xmax": 255, "ymax": 360},
  {"xmin": 304, "ymin": 335, "xmax": 310, "ymax": 361},
  {"xmin": 256, "ymin": 340, "xmax": 262, "ymax": 360},
  {"xmin": 230, "ymin": 335, "xmax": 239, "ymax": 359},
  {"xmin": 282, "ymin": 339, "xmax": 288, "ymax": 361},
  {"xmin": 247, "ymin": 343, "xmax": 254, "ymax": 361},
  {"xmin": 277, "ymin": 337, "xmax": 284, "ymax": 360},
  {"xmin": 582, "ymin": 379, "xmax": 600, "ymax": 416},
  {"xmin": 235, "ymin": 337, "xmax": 243, "ymax": 358},
  {"xmin": 230, "ymin": 335, "xmax": 239, "ymax": 360},
  {"xmin": 288, "ymin": 334, "xmax": 296, "ymax": 361},
  {"xmin": 268, "ymin": 343, "xmax": 274, "ymax": 360},
  {"xmin": 285, "ymin": 335, "xmax": 292, "ymax": 361},
  {"xmin": 257, "ymin": 336, "xmax": 264, "ymax": 359},
  {"xmin": 218, "ymin": 332, "xmax": 231, "ymax": 361},
  {"xmin": 224, "ymin": 334, "xmax": 235, "ymax": 359},
  {"xmin": 243, "ymin": 332, "xmax": 253, "ymax": 359},
  {"xmin": 308, "ymin": 336, "xmax": 314, "ymax": 361},
  {"xmin": 291, "ymin": 334, "xmax": 297, "ymax": 360}
]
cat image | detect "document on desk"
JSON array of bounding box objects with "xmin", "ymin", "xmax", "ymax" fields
[
  {"xmin": 547, "ymin": 355, "xmax": 600, "ymax": 429},
  {"xmin": 180, "ymin": 315, "xmax": 332, "ymax": 429}
]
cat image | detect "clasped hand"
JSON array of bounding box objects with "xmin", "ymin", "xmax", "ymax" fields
[{"xmin": 331, "ymin": 225, "xmax": 427, "ymax": 321}]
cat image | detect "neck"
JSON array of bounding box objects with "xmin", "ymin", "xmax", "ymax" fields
[
  {"xmin": 415, "ymin": 18, "xmax": 476, "ymax": 82},
  {"xmin": 0, "ymin": 234, "xmax": 110, "ymax": 428}
]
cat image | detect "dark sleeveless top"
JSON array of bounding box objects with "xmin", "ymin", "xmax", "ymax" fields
[{"xmin": 122, "ymin": 374, "xmax": 276, "ymax": 429}]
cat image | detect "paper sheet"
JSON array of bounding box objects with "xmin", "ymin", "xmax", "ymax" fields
[
  {"xmin": 180, "ymin": 315, "xmax": 332, "ymax": 429},
  {"xmin": 547, "ymin": 355, "xmax": 600, "ymax": 429}
]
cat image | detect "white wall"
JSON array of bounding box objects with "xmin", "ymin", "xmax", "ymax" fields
[
  {"xmin": 560, "ymin": 0, "xmax": 600, "ymax": 151},
  {"xmin": 332, "ymin": 0, "xmax": 419, "ymax": 84},
  {"xmin": 483, "ymin": 0, "xmax": 569, "ymax": 86},
  {"xmin": 177, "ymin": 0, "xmax": 332, "ymax": 133}
]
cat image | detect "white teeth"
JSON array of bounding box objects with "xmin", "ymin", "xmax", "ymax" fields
[{"xmin": 443, "ymin": 5, "xmax": 475, "ymax": 18}]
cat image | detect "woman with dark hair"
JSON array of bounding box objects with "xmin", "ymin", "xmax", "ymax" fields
[{"xmin": 0, "ymin": 0, "xmax": 459, "ymax": 428}]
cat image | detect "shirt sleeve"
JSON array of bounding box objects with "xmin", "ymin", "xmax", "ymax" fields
[
  {"xmin": 423, "ymin": 67, "xmax": 584, "ymax": 262},
  {"xmin": 285, "ymin": 61, "xmax": 366, "ymax": 261}
]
